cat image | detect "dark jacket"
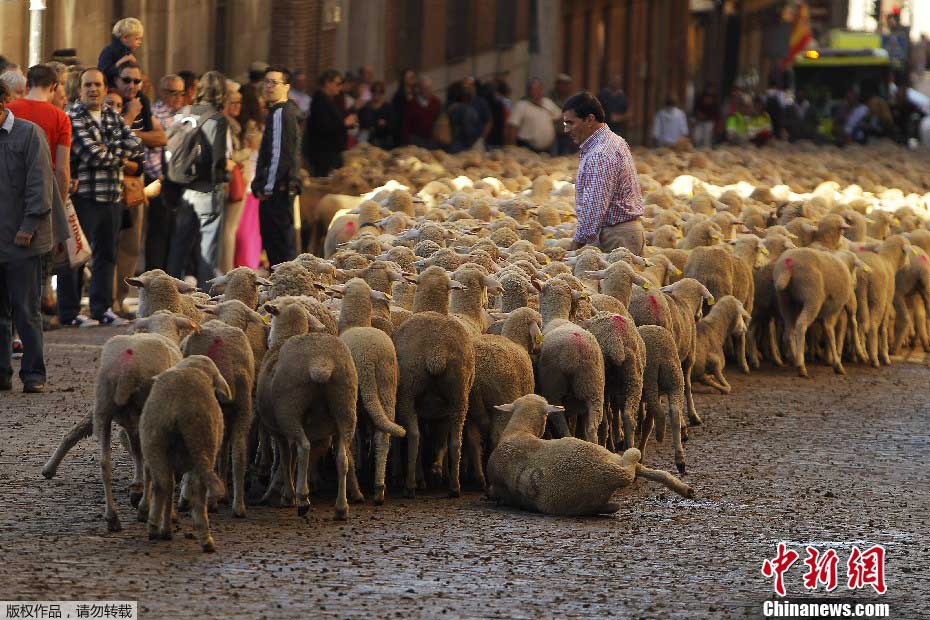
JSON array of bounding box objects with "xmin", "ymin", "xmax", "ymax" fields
[
  {"xmin": 98, "ymin": 35, "xmax": 132, "ymax": 88},
  {"xmin": 252, "ymin": 99, "xmax": 302, "ymax": 196},
  {"xmin": 0, "ymin": 114, "xmax": 54, "ymax": 262},
  {"xmin": 303, "ymin": 91, "xmax": 348, "ymax": 161},
  {"xmin": 359, "ymin": 100, "xmax": 393, "ymax": 149},
  {"xmin": 183, "ymin": 103, "xmax": 228, "ymax": 192}
]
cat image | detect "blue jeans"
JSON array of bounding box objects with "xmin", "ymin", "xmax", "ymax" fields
[
  {"xmin": 166, "ymin": 187, "xmax": 224, "ymax": 289},
  {"xmin": 0, "ymin": 255, "xmax": 45, "ymax": 383},
  {"xmin": 56, "ymin": 197, "xmax": 121, "ymax": 322}
]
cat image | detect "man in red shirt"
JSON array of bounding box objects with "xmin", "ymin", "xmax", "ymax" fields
[{"xmin": 8, "ymin": 64, "xmax": 71, "ymax": 200}]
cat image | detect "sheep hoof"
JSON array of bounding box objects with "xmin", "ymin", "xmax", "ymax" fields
[
  {"xmin": 349, "ymin": 492, "xmax": 365, "ymax": 504},
  {"xmin": 106, "ymin": 515, "xmax": 122, "ymax": 533},
  {"xmin": 129, "ymin": 489, "xmax": 143, "ymax": 508},
  {"xmin": 40, "ymin": 464, "xmax": 56, "ymax": 479},
  {"xmin": 684, "ymin": 486, "xmax": 695, "ymax": 499},
  {"xmin": 297, "ymin": 502, "xmax": 311, "ymax": 517},
  {"xmin": 160, "ymin": 529, "xmax": 172, "ymax": 541},
  {"xmin": 334, "ymin": 507, "xmax": 348, "ymax": 521},
  {"xmin": 148, "ymin": 530, "xmax": 159, "ymax": 541},
  {"xmin": 402, "ymin": 487, "xmax": 416, "ymax": 499},
  {"xmin": 833, "ymin": 365, "xmax": 846, "ymax": 375},
  {"xmin": 448, "ymin": 487, "xmax": 461, "ymax": 498},
  {"xmin": 202, "ymin": 538, "xmax": 216, "ymax": 553},
  {"xmin": 136, "ymin": 506, "xmax": 148, "ymax": 523},
  {"xmin": 676, "ymin": 463, "xmax": 686, "ymax": 475},
  {"xmin": 177, "ymin": 497, "xmax": 191, "ymax": 512},
  {"xmin": 232, "ymin": 504, "xmax": 246, "ymax": 519},
  {"xmin": 373, "ymin": 486, "xmax": 385, "ymax": 506}
]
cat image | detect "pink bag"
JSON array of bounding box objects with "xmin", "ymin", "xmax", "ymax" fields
[{"xmin": 234, "ymin": 193, "xmax": 263, "ymax": 269}]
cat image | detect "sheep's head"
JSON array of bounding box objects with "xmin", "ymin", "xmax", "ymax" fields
[{"xmin": 494, "ymin": 394, "xmax": 564, "ymax": 438}]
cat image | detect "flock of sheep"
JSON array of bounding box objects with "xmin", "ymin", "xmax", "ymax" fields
[{"xmin": 39, "ymin": 139, "xmax": 930, "ymax": 552}]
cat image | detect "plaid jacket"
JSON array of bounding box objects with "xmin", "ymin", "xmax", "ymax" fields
[
  {"xmin": 69, "ymin": 102, "xmax": 143, "ymax": 204},
  {"xmin": 573, "ymin": 125, "xmax": 644, "ymax": 245}
]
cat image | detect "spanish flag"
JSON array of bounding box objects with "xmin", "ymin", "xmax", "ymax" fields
[{"xmin": 781, "ymin": 1, "xmax": 813, "ymax": 69}]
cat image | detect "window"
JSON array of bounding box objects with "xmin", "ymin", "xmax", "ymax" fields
[
  {"xmin": 397, "ymin": 0, "xmax": 423, "ymax": 72},
  {"xmin": 446, "ymin": 0, "xmax": 472, "ymax": 62},
  {"xmin": 495, "ymin": 0, "xmax": 517, "ymax": 49}
]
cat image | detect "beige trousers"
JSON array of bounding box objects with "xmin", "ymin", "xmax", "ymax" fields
[
  {"xmin": 114, "ymin": 202, "xmax": 145, "ymax": 310},
  {"xmin": 599, "ymin": 218, "xmax": 645, "ymax": 256},
  {"xmin": 219, "ymin": 198, "xmax": 245, "ymax": 274}
]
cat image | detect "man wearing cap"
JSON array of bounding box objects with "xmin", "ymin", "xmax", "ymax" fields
[{"xmin": 561, "ymin": 91, "xmax": 645, "ymax": 255}]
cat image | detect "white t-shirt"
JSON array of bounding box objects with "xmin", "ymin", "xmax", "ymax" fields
[
  {"xmin": 652, "ymin": 107, "xmax": 689, "ymax": 147},
  {"xmin": 508, "ymin": 97, "xmax": 561, "ymax": 150},
  {"xmin": 89, "ymin": 109, "xmax": 103, "ymax": 125}
]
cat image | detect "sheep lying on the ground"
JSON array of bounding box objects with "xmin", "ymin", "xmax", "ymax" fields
[
  {"xmin": 464, "ymin": 307, "xmax": 541, "ymax": 488},
  {"xmin": 487, "ymin": 394, "xmax": 693, "ymax": 516},
  {"xmin": 139, "ymin": 355, "xmax": 231, "ymax": 551}
]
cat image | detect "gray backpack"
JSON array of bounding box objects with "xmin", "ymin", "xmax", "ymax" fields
[{"xmin": 164, "ymin": 108, "xmax": 218, "ymax": 185}]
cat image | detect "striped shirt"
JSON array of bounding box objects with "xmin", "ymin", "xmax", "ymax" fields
[
  {"xmin": 573, "ymin": 124, "xmax": 644, "ymax": 245},
  {"xmin": 69, "ymin": 102, "xmax": 143, "ymax": 204}
]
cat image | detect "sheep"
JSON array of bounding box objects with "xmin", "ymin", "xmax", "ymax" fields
[
  {"xmin": 748, "ymin": 234, "xmax": 797, "ymax": 368},
  {"xmin": 201, "ymin": 299, "xmax": 269, "ymax": 373},
  {"xmin": 392, "ymin": 266, "xmax": 476, "ymax": 497},
  {"xmin": 179, "ymin": 320, "xmax": 255, "ymax": 518},
  {"xmin": 647, "ymin": 224, "xmax": 682, "ymax": 248},
  {"xmin": 678, "ymin": 219, "xmax": 722, "ymax": 249},
  {"xmin": 92, "ymin": 332, "xmax": 185, "ymax": 531},
  {"xmin": 450, "ymin": 264, "xmax": 500, "ymax": 336},
  {"xmin": 891, "ymin": 246, "xmax": 930, "ymax": 354},
  {"xmin": 265, "ymin": 295, "xmax": 339, "ymax": 336},
  {"xmin": 774, "ymin": 248, "xmax": 858, "ymax": 377},
  {"xmin": 582, "ymin": 311, "xmax": 645, "ymax": 452},
  {"xmin": 40, "ymin": 312, "xmax": 197, "ymax": 483},
  {"xmin": 536, "ymin": 278, "xmax": 605, "ymax": 443},
  {"xmin": 207, "ymin": 267, "xmax": 270, "ymax": 309},
  {"xmin": 335, "ymin": 278, "xmax": 406, "ymax": 504},
  {"xmin": 139, "ymin": 355, "xmax": 231, "ymax": 551},
  {"xmin": 486, "ymin": 395, "xmax": 692, "ymax": 516},
  {"xmin": 629, "ymin": 278, "xmax": 714, "ymax": 427},
  {"xmin": 636, "ymin": 325, "xmax": 688, "ymax": 474},
  {"xmin": 462, "ymin": 307, "xmax": 541, "ymax": 488},
  {"xmin": 852, "ymin": 237, "xmax": 912, "ymax": 366},
  {"xmin": 810, "ymin": 213, "xmax": 850, "ymax": 251},
  {"xmin": 691, "ymin": 296, "xmax": 751, "ymax": 394},
  {"xmin": 255, "ymin": 330, "xmax": 358, "ymax": 519},
  {"xmin": 263, "ymin": 261, "xmax": 323, "ymax": 301},
  {"xmin": 128, "ymin": 272, "xmax": 205, "ymax": 323}
]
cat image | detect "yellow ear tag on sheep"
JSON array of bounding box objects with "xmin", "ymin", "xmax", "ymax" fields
[
  {"xmin": 675, "ymin": 268, "xmax": 683, "ymax": 276},
  {"xmin": 912, "ymin": 247, "xmax": 920, "ymax": 255},
  {"xmin": 535, "ymin": 334, "xmax": 544, "ymax": 345},
  {"xmin": 761, "ymin": 247, "xmax": 769, "ymax": 255},
  {"xmin": 863, "ymin": 264, "xmax": 872, "ymax": 273},
  {"xmin": 641, "ymin": 282, "xmax": 651, "ymax": 290}
]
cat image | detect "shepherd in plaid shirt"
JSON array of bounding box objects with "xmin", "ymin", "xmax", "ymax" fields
[
  {"xmin": 560, "ymin": 91, "xmax": 645, "ymax": 255},
  {"xmin": 57, "ymin": 68, "xmax": 142, "ymax": 327}
]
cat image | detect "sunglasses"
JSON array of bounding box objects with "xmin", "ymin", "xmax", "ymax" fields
[
  {"xmin": 121, "ymin": 77, "xmax": 143, "ymax": 85},
  {"xmin": 163, "ymin": 89, "xmax": 184, "ymax": 96}
]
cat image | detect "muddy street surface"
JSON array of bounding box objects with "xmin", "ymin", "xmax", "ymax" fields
[{"xmin": 0, "ymin": 325, "xmax": 927, "ymax": 619}]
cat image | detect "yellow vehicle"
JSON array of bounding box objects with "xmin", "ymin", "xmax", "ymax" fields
[{"xmin": 792, "ymin": 30, "xmax": 894, "ymax": 100}]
